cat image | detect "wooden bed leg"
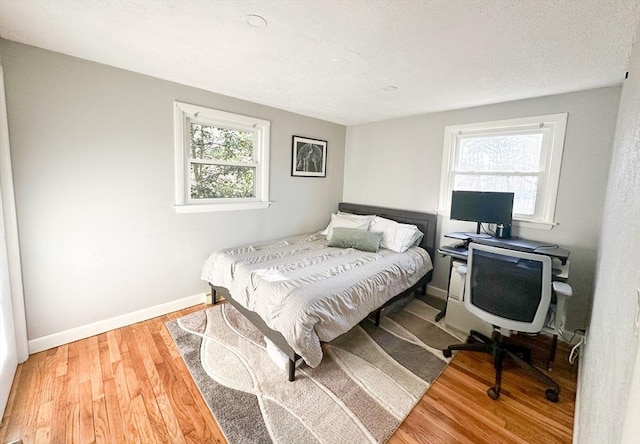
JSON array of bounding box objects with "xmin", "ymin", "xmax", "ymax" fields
[
  {"xmin": 288, "ymin": 353, "xmax": 300, "ymax": 382},
  {"xmin": 375, "ymin": 310, "xmax": 382, "ymax": 326}
]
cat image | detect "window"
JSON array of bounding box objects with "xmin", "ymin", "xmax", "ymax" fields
[
  {"xmin": 438, "ymin": 113, "xmax": 567, "ymax": 228},
  {"xmin": 174, "ymin": 102, "xmax": 270, "ymax": 212}
]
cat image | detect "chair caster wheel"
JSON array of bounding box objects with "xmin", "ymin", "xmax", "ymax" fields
[
  {"xmin": 443, "ymin": 349, "xmax": 452, "ymax": 358},
  {"xmin": 545, "ymin": 389, "xmax": 559, "ymax": 403},
  {"xmin": 487, "ymin": 387, "xmax": 500, "ymax": 400}
]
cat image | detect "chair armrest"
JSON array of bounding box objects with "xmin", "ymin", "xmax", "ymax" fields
[{"xmin": 552, "ymin": 281, "xmax": 572, "ymax": 297}]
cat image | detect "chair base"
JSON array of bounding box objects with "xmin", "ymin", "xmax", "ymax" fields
[{"xmin": 443, "ymin": 330, "xmax": 560, "ymax": 402}]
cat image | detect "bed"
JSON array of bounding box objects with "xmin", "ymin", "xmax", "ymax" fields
[{"xmin": 202, "ymin": 202, "xmax": 438, "ymax": 381}]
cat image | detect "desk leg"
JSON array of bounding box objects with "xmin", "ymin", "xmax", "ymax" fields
[{"xmin": 435, "ymin": 256, "xmax": 454, "ymax": 322}]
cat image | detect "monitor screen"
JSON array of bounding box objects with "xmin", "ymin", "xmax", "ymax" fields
[{"xmin": 450, "ymin": 191, "xmax": 514, "ymax": 225}]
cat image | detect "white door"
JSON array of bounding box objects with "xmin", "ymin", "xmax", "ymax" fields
[
  {"xmin": 0, "ymin": 193, "xmax": 18, "ymax": 418},
  {"xmin": 0, "ymin": 65, "xmax": 27, "ymax": 419}
]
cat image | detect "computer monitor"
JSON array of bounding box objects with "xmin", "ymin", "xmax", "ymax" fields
[{"xmin": 450, "ymin": 190, "xmax": 514, "ymax": 236}]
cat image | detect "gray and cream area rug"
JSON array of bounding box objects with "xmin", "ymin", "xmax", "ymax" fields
[{"xmin": 167, "ymin": 298, "xmax": 462, "ymax": 443}]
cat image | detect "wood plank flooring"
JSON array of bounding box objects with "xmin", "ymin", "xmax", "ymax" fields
[{"xmin": 0, "ymin": 303, "xmax": 578, "ymax": 443}]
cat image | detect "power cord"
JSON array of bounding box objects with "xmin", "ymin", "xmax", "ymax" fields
[
  {"xmin": 568, "ymin": 328, "xmax": 586, "ymax": 365},
  {"xmin": 543, "ymin": 309, "xmax": 586, "ymax": 365},
  {"xmin": 569, "ymin": 337, "xmax": 584, "ymax": 365},
  {"xmin": 481, "ymin": 223, "xmax": 496, "ymax": 237}
]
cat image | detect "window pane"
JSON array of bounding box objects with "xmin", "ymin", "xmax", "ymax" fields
[
  {"xmin": 190, "ymin": 164, "xmax": 255, "ymax": 199},
  {"xmin": 458, "ymin": 134, "xmax": 543, "ymax": 172},
  {"xmin": 190, "ymin": 123, "xmax": 254, "ymax": 163},
  {"xmin": 454, "ymin": 174, "xmax": 539, "ymax": 215}
]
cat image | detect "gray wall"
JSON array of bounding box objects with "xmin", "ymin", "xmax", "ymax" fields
[
  {"xmin": 344, "ymin": 87, "xmax": 621, "ymax": 331},
  {"xmin": 0, "ymin": 39, "xmax": 346, "ymax": 340},
  {"xmin": 576, "ymin": 22, "xmax": 640, "ymax": 443}
]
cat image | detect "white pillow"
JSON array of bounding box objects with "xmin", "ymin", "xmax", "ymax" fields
[
  {"xmin": 393, "ymin": 222, "xmax": 424, "ymax": 251},
  {"xmin": 322, "ymin": 213, "xmax": 373, "ymax": 240},
  {"xmin": 370, "ymin": 216, "xmax": 423, "ymax": 253}
]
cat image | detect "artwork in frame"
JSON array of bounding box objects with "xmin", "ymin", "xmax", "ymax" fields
[{"xmin": 291, "ymin": 135, "xmax": 327, "ymax": 177}]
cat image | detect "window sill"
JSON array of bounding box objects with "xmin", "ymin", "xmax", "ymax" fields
[
  {"xmin": 512, "ymin": 219, "xmax": 557, "ymax": 231},
  {"xmin": 173, "ymin": 201, "xmax": 271, "ymax": 213}
]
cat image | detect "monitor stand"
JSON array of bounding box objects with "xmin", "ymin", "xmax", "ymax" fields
[{"xmin": 464, "ymin": 222, "xmax": 491, "ymax": 239}]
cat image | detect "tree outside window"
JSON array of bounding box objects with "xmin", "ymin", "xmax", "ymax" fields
[
  {"xmin": 174, "ymin": 102, "xmax": 270, "ymax": 213},
  {"xmin": 439, "ymin": 113, "xmax": 567, "ymax": 227},
  {"xmin": 189, "ymin": 124, "xmax": 256, "ymax": 199}
]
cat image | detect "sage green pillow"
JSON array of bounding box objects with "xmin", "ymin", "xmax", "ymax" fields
[{"xmin": 328, "ymin": 227, "xmax": 383, "ymax": 252}]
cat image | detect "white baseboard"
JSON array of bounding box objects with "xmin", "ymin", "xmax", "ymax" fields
[
  {"xmin": 426, "ymin": 284, "xmax": 447, "ymax": 300},
  {"xmin": 28, "ymin": 293, "xmax": 207, "ymax": 354}
]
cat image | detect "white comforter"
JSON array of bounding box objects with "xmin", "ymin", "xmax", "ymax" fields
[{"xmin": 201, "ymin": 232, "xmax": 433, "ymax": 367}]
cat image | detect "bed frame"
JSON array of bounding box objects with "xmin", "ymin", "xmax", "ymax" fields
[{"xmin": 209, "ymin": 202, "xmax": 438, "ymax": 381}]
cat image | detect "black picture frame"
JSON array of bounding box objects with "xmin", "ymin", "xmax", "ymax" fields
[{"xmin": 291, "ymin": 135, "xmax": 327, "ymax": 177}]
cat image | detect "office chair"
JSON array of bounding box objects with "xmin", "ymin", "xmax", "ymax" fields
[{"xmin": 442, "ymin": 243, "xmax": 561, "ymax": 402}]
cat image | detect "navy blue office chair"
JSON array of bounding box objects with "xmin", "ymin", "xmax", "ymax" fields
[{"xmin": 443, "ymin": 243, "xmax": 560, "ymax": 402}]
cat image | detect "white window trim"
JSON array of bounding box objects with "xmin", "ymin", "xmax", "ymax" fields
[
  {"xmin": 437, "ymin": 113, "xmax": 568, "ymax": 229},
  {"xmin": 173, "ymin": 101, "xmax": 271, "ymax": 213}
]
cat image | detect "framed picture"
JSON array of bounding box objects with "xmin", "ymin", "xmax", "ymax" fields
[{"xmin": 291, "ymin": 135, "xmax": 327, "ymax": 177}]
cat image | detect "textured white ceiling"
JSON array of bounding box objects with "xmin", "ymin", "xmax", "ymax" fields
[{"xmin": 0, "ymin": 0, "xmax": 639, "ymax": 125}]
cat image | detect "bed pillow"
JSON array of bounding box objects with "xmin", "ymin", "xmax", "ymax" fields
[
  {"xmin": 369, "ymin": 216, "xmax": 424, "ymax": 253},
  {"xmin": 322, "ymin": 212, "xmax": 373, "ymax": 240},
  {"xmin": 394, "ymin": 222, "xmax": 424, "ymax": 251},
  {"xmin": 328, "ymin": 227, "xmax": 383, "ymax": 252}
]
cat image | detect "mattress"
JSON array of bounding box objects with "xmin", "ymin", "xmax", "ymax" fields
[{"xmin": 201, "ymin": 232, "xmax": 433, "ymax": 367}]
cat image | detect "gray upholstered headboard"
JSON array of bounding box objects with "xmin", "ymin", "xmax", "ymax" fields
[{"xmin": 338, "ymin": 202, "xmax": 438, "ymax": 260}]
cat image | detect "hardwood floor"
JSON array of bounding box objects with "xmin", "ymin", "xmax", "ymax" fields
[
  {"xmin": 392, "ymin": 333, "xmax": 577, "ymax": 444},
  {"xmin": 0, "ymin": 304, "xmax": 578, "ymax": 443}
]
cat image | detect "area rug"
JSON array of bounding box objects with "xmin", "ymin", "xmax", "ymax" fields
[{"xmin": 166, "ymin": 297, "xmax": 462, "ymax": 444}]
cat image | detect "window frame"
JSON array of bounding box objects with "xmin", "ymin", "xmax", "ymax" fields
[
  {"xmin": 173, "ymin": 101, "xmax": 270, "ymax": 213},
  {"xmin": 438, "ymin": 113, "xmax": 568, "ymax": 229}
]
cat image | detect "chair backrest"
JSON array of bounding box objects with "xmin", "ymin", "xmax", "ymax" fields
[{"xmin": 464, "ymin": 243, "xmax": 552, "ymax": 334}]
